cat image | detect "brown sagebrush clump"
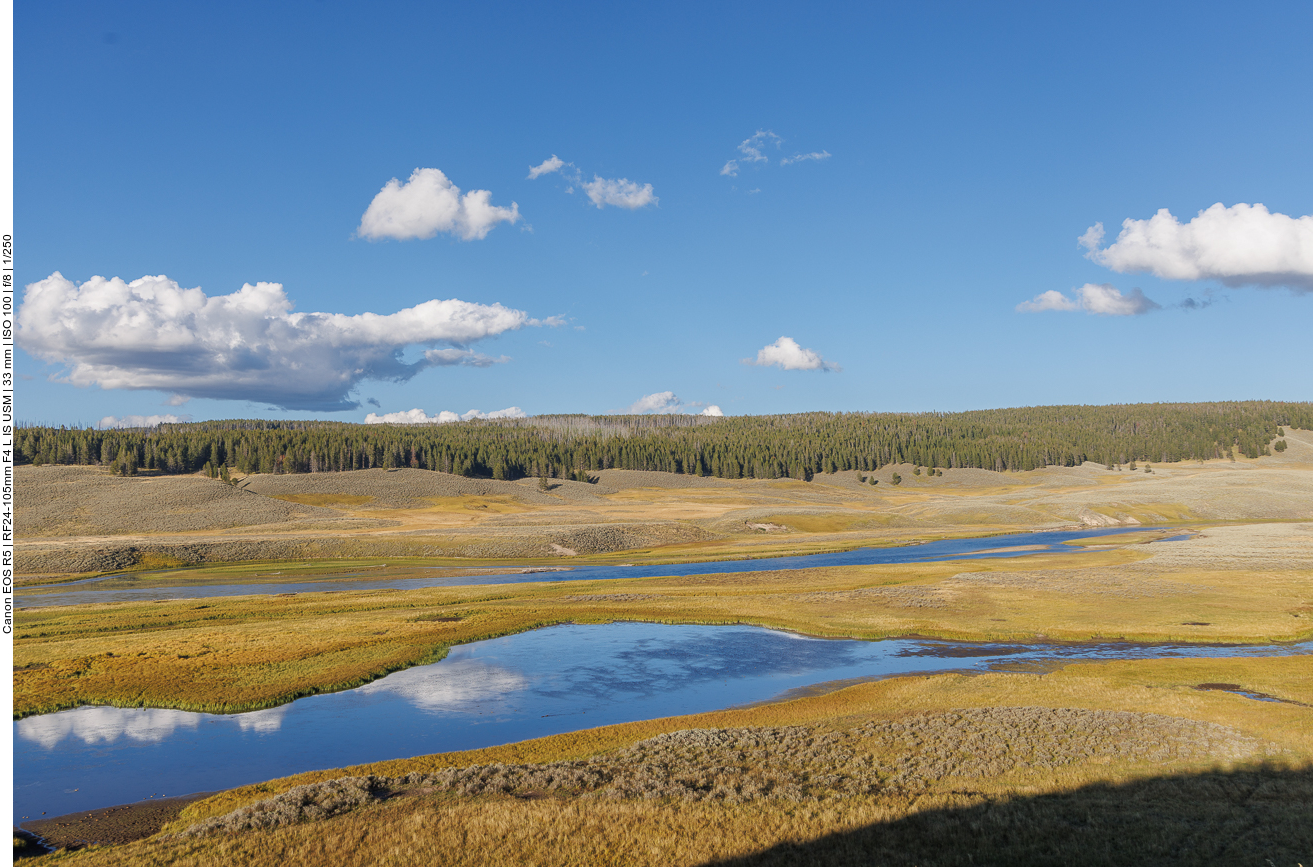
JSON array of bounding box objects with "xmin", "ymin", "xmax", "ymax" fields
[
  {"xmin": 171, "ymin": 707, "xmax": 1269, "ymax": 839},
  {"xmin": 173, "ymin": 776, "xmax": 386, "ymax": 837}
]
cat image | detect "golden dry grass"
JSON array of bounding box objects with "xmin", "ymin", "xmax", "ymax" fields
[
  {"xmin": 18, "ymin": 437, "xmax": 1313, "ymax": 580},
  {"xmin": 18, "ymin": 440, "xmax": 1313, "ymax": 864},
  {"xmin": 45, "ymin": 777, "xmax": 1313, "ymax": 867},
  {"xmin": 15, "ymin": 533, "xmax": 1313, "ymax": 718}
]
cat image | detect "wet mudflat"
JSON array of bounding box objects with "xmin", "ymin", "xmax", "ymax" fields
[
  {"xmin": 21, "ymin": 792, "xmax": 214, "ymax": 853},
  {"xmin": 15, "ymin": 621, "xmax": 1309, "ymax": 826},
  {"xmin": 20, "ymin": 527, "xmax": 1167, "ymax": 608}
]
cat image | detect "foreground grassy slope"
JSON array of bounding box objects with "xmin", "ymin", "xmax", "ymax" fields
[
  {"xmin": 36, "ymin": 655, "xmax": 1313, "ymax": 866},
  {"xmin": 14, "ymin": 523, "xmax": 1313, "ymax": 718},
  {"xmin": 16, "ymin": 446, "xmax": 1313, "ymax": 864}
]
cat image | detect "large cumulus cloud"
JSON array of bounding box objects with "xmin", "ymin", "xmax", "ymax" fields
[
  {"xmin": 1081, "ymin": 202, "xmax": 1313, "ymax": 292},
  {"xmin": 19, "ymin": 273, "xmax": 538, "ymax": 411}
]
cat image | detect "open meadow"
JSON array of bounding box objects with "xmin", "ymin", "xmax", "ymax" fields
[{"xmin": 13, "ymin": 429, "xmax": 1313, "ymax": 864}]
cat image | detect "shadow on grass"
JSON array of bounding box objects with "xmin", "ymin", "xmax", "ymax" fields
[{"xmin": 704, "ymin": 764, "xmax": 1313, "ymax": 867}]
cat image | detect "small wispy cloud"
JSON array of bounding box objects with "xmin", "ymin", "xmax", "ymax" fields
[
  {"xmin": 1016, "ymin": 283, "xmax": 1161, "ymax": 316},
  {"xmin": 527, "ymin": 155, "xmax": 565, "ymax": 179},
  {"xmin": 1179, "ymin": 292, "xmax": 1226, "ymax": 311},
  {"xmin": 721, "ymin": 131, "xmax": 829, "ymax": 177},
  {"xmin": 780, "ymin": 150, "xmax": 831, "ymax": 166},
  {"xmin": 358, "ymin": 168, "xmax": 520, "ymax": 241},
  {"xmin": 721, "ymin": 130, "xmax": 782, "ymax": 177},
  {"xmin": 744, "ymin": 336, "xmax": 838, "ymax": 371},
  {"xmin": 582, "ymin": 176, "xmax": 657, "ymax": 209},
  {"xmin": 528, "ymin": 155, "xmax": 658, "ymax": 210}
]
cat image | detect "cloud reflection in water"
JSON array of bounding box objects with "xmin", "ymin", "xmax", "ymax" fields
[
  {"xmin": 235, "ymin": 707, "xmax": 288, "ymax": 733},
  {"xmin": 353, "ymin": 658, "xmax": 528, "ymax": 711},
  {"xmin": 17, "ymin": 707, "xmax": 201, "ymax": 749}
]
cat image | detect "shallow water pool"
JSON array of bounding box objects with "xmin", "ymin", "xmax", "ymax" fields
[{"xmin": 14, "ymin": 621, "xmax": 1307, "ymax": 824}]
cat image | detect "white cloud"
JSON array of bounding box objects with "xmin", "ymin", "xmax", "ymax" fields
[
  {"xmin": 529, "ymin": 157, "xmax": 657, "ymax": 211},
  {"xmin": 582, "ymin": 176, "xmax": 658, "ymax": 210},
  {"xmin": 780, "ymin": 150, "xmax": 831, "ymax": 166},
  {"xmin": 1081, "ymin": 202, "xmax": 1313, "ymax": 292},
  {"xmin": 628, "ymin": 391, "xmax": 683, "ymax": 414},
  {"xmin": 99, "ymin": 414, "xmax": 191, "ymax": 429},
  {"xmin": 745, "ymin": 336, "xmax": 838, "ymax": 371},
  {"xmin": 364, "ymin": 406, "xmax": 526, "ymax": 424},
  {"xmin": 1014, "ymin": 289, "xmax": 1079, "ymax": 313},
  {"xmin": 20, "ymin": 273, "xmax": 534, "ymax": 411},
  {"xmin": 365, "ymin": 408, "xmax": 461, "ymax": 424},
  {"xmin": 1016, "ymin": 283, "xmax": 1160, "ymax": 316},
  {"xmin": 1077, "ymin": 284, "xmax": 1160, "ymax": 315},
  {"xmin": 720, "ymin": 160, "xmax": 740, "ymax": 177},
  {"xmin": 461, "ymin": 406, "xmax": 526, "ymax": 420},
  {"xmin": 528, "ymin": 155, "xmax": 566, "ymax": 179},
  {"xmin": 1078, "ymin": 222, "xmax": 1105, "ymax": 253},
  {"xmin": 626, "ymin": 392, "xmax": 723, "ymax": 416},
  {"xmin": 358, "ymin": 168, "xmax": 520, "ymax": 241}
]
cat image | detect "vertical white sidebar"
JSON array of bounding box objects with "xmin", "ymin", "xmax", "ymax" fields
[{"xmin": 1, "ymin": 0, "xmax": 14, "ymax": 840}]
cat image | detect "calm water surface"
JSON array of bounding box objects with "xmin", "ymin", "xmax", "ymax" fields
[
  {"xmin": 14, "ymin": 622, "xmax": 1308, "ymax": 824},
  {"xmin": 21, "ymin": 527, "xmax": 1178, "ymax": 608}
]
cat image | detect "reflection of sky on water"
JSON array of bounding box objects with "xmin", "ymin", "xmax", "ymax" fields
[
  {"xmin": 235, "ymin": 707, "xmax": 288, "ymax": 733},
  {"xmin": 16, "ymin": 622, "xmax": 1311, "ymax": 826},
  {"xmin": 16, "ymin": 705, "xmax": 291, "ymax": 750},
  {"xmin": 354, "ymin": 659, "xmax": 527, "ymax": 711},
  {"xmin": 17, "ymin": 707, "xmax": 201, "ymax": 749}
]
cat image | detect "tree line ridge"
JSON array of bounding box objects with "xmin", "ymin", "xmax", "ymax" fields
[{"xmin": 17, "ymin": 401, "xmax": 1308, "ymax": 481}]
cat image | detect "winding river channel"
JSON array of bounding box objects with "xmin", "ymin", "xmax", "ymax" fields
[
  {"xmin": 19, "ymin": 526, "xmax": 1304, "ymax": 828},
  {"xmin": 23, "ymin": 527, "xmax": 1175, "ymax": 608}
]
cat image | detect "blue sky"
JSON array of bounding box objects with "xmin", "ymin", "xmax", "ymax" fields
[{"xmin": 16, "ymin": 1, "xmax": 1313, "ymax": 427}]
